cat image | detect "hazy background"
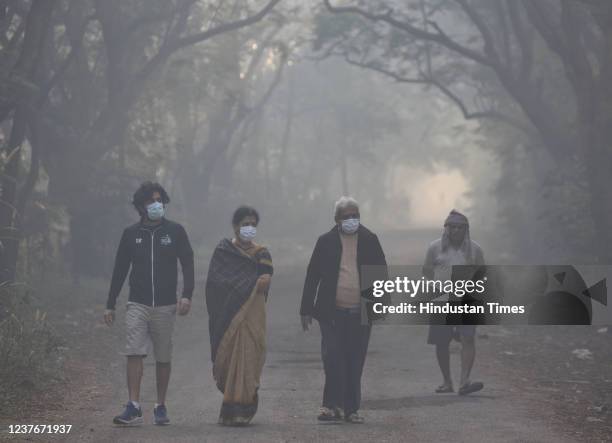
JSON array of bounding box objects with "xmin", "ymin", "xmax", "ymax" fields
[
  {"xmin": 4, "ymin": 0, "xmax": 607, "ymax": 288},
  {"xmin": 3, "ymin": 2, "xmax": 612, "ymax": 439}
]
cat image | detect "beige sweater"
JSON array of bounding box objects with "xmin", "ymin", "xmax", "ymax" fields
[{"xmin": 335, "ymin": 232, "xmax": 361, "ymax": 308}]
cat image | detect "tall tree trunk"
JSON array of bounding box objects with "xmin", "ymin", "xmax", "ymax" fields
[
  {"xmin": 276, "ymin": 68, "xmax": 295, "ymax": 199},
  {"xmin": 0, "ymin": 107, "xmax": 27, "ymax": 281},
  {"xmin": 340, "ymin": 143, "xmax": 349, "ymax": 196},
  {"xmin": 0, "ymin": 0, "xmax": 56, "ymax": 281}
]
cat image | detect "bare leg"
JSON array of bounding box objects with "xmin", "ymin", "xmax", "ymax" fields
[
  {"xmin": 127, "ymin": 356, "xmax": 144, "ymax": 403},
  {"xmin": 459, "ymin": 335, "xmax": 476, "ymax": 387},
  {"xmin": 156, "ymin": 361, "xmax": 171, "ymax": 405},
  {"xmin": 435, "ymin": 344, "xmax": 452, "ymax": 387}
]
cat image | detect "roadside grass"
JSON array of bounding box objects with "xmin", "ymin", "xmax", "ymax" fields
[{"xmin": 0, "ymin": 284, "xmax": 64, "ymax": 416}]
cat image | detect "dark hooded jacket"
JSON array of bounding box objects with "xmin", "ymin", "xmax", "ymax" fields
[{"xmin": 106, "ymin": 218, "xmax": 194, "ymax": 309}]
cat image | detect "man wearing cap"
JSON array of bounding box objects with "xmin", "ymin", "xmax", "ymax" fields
[{"xmin": 423, "ymin": 210, "xmax": 485, "ymax": 396}]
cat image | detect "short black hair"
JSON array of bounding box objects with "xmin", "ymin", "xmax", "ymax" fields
[
  {"xmin": 132, "ymin": 181, "xmax": 170, "ymax": 215},
  {"xmin": 232, "ymin": 206, "xmax": 259, "ymax": 226}
]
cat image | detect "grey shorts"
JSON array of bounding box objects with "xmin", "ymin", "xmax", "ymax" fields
[
  {"xmin": 124, "ymin": 302, "xmax": 176, "ymax": 362},
  {"xmin": 427, "ymin": 324, "xmax": 477, "ymax": 345}
]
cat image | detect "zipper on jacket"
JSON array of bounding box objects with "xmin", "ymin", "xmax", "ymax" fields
[
  {"xmin": 150, "ymin": 230, "xmax": 155, "ymax": 307},
  {"xmin": 140, "ymin": 223, "xmax": 163, "ymax": 307}
]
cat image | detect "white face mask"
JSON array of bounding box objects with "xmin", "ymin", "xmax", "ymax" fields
[
  {"xmin": 341, "ymin": 218, "xmax": 360, "ymax": 234},
  {"xmin": 239, "ymin": 225, "xmax": 257, "ymax": 242},
  {"xmin": 146, "ymin": 201, "xmax": 164, "ymax": 221}
]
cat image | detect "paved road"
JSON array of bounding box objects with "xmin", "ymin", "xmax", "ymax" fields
[{"xmin": 56, "ymin": 265, "xmax": 575, "ymax": 443}]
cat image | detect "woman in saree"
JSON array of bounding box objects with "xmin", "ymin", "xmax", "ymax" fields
[{"xmin": 205, "ymin": 206, "xmax": 272, "ymax": 426}]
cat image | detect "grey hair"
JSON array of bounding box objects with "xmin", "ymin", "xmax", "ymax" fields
[{"xmin": 334, "ymin": 196, "xmax": 359, "ymax": 219}]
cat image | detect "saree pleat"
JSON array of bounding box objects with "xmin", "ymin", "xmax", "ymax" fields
[{"xmin": 213, "ymin": 286, "xmax": 266, "ymax": 425}]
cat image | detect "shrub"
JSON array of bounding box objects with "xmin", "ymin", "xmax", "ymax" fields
[{"xmin": 0, "ymin": 284, "xmax": 62, "ymax": 414}]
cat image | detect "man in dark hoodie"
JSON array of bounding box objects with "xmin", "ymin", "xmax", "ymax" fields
[
  {"xmin": 300, "ymin": 196, "xmax": 387, "ymax": 424},
  {"xmin": 423, "ymin": 209, "xmax": 485, "ymax": 396},
  {"xmin": 104, "ymin": 181, "xmax": 194, "ymax": 426}
]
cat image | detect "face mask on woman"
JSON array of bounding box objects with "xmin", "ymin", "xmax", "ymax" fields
[
  {"xmin": 146, "ymin": 201, "xmax": 165, "ymax": 221},
  {"xmin": 341, "ymin": 218, "xmax": 359, "ymax": 234},
  {"xmin": 239, "ymin": 225, "xmax": 257, "ymax": 242}
]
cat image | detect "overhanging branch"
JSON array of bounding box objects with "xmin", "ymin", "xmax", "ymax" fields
[
  {"xmin": 132, "ymin": 0, "xmax": 283, "ymax": 87},
  {"xmin": 323, "ymin": 0, "xmax": 496, "ymax": 67},
  {"xmin": 342, "ymin": 54, "xmax": 534, "ymax": 135}
]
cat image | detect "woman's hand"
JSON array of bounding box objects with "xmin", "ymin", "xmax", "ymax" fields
[
  {"xmin": 301, "ymin": 315, "xmax": 312, "ymax": 331},
  {"xmin": 256, "ymin": 274, "xmax": 271, "ymax": 294},
  {"xmin": 178, "ymin": 297, "xmax": 191, "ymax": 315}
]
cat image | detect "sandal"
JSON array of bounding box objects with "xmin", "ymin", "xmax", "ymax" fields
[
  {"xmin": 345, "ymin": 413, "xmax": 364, "ymax": 424},
  {"xmin": 317, "ymin": 407, "xmax": 341, "ymax": 421},
  {"xmin": 458, "ymin": 381, "xmax": 484, "ymax": 396},
  {"xmin": 435, "ymin": 384, "xmax": 454, "ymax": 393},
  {"xmin": 333, "ymin": 407, "xmax": 344, "ymax": 421}
]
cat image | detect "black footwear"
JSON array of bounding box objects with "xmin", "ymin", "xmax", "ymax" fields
[{"xmin": 458, "ymin": 381, "xmax": 484, "ymax": 395}]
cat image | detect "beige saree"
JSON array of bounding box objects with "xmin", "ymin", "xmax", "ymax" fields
[{"xmin": 206, "ymin": 239, "xmax": 272, "ymax": 426}]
